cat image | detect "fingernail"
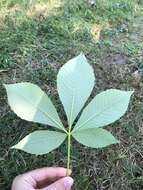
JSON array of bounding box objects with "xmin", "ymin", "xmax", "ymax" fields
[{"xmin": 64, "ymin": 177, "xmax": 74, "ymax": 189}]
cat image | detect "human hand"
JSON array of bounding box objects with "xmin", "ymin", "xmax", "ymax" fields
[{"xmin": 11, "ymin": 167, "xmax": 74, "ymax": 190}]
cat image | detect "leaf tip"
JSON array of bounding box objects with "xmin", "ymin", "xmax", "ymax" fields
[
  {"xmin": 126, "ymin": 90, "xmax": 134, "ymax": 99},
  {"xmin": 128, "ymin": 90, "xmax": 134, "ymax": 95},
  {"xmin": 3, "ymin": 83, "xmax": 12, "ymax": 92},
  {"xmin": 78, "ymin": 52, "xmax": 86, "ymax": 59},
  {"xmin": 10, "ymin": 145, "xmax": 16, "ymax": 149},
  {"xmin": 3, "ymin": 83, "xmax": 8, "ymax": 89},
  {"xmin": 130, "ymin": 90, "xmax": 134, "ymax": 95},
  {"xmin": 115, "ymin": 139, "xmax": 120, "ymax": 144}
]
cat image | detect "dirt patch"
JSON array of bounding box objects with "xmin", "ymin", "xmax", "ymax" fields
[{"xmin": 105, "ymin": 53, "xmax": 128, "ymax": 65}]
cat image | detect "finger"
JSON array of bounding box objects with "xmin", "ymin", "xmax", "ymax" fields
[
  {"xmin": 41, "ymin": 177, "xmax": 74, "ymax": 190},
  {"xmin": 26, "ymin": 167, "xmax": 68, "ymax": 187},
  {"xmin": 11, "ymin": 174, "xmax": 36, "ymax": 190}
]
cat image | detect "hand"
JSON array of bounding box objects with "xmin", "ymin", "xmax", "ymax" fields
[{"xmin": 11, "ymin": 167, "xmax": 74, "ymax": 190}]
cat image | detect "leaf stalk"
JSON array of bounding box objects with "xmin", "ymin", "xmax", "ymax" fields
[{"xmin": 66, "ymin": 130, "xmax": 71, "ymax": 176}]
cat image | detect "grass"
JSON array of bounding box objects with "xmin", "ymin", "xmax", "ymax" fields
[{"xmin": 0, "ymin": 0, "xmax": 143, "ymax": 189}]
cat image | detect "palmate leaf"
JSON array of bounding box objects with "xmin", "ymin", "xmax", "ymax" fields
[
  {"xmin": 4, "ymin": 54, "xmax": 134, "ymax": 170},
  {"xmin": 57, "ymin": 53, "xmax": 95, "ymax": 126},
  {"xmin": 73, "ymin": 89, "xmax": 133, "ymax": 132},
  {"xmin": 72, "ymin": 128, "xmax": 119, "ymax": 148},
  {"xmin": 12, "ymin": 130, "xmax": 67, "ymax": 155},
  {"xmin": 4, "ymin": 83, "xmax": 65, "ymax": 131}
]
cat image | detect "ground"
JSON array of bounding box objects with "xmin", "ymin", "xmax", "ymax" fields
[{"xmin": 0, "ymin": 0, "xmax": 143, "ymax": 189}]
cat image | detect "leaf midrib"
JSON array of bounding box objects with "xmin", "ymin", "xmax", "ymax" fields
[
  {"xmin": 74, "ymin": 96, "xmax": 127, "ymax": 131},
  {"xmin": 13, "ymin": 89, "xmax": 64, "ymax": 131},
  {"xmin": 69, "ymin": 90, "xmax": 75, "ymax": 128},
  {"xmin": 59, "ymin": 78, "xmax": 76, "ymax": 127},
  {"xmin": 15, "ymin": 135, "xmax": 66, "ymax": 147}
]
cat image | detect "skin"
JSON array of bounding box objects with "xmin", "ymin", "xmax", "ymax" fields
[{"xmin": 11, "ymin": 167, "xmax": 74, "ymax": 190}]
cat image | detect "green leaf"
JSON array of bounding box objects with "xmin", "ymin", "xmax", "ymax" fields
[
  {"xmin": 57, "ymin": 53, "xmax": 95, "ymax": 126},
  {"xmin": 4, "ymin": 83, "xmax": 65, "ymax": 131},
  {"xmin": 12, "ymin": 130, "xmax": 67, "ymax": 155},
  {"xmin": 74, "ymin": 89, "xmax": 134, "ymax": 132},
  {"xmin": 72, "ymin": 128, "xmax": 119, "ymax": 148}
]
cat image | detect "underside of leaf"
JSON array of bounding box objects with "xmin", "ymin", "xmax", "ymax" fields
[
  {"xmin": 11, "ymin": 130, "xmax": 67, "ymax": 155},
  {"xmin": 57, "ymin": 53, "xmax": 95, "ymax": 127},
  {"xmin": 4, "ymin": 83, "xmax": 65, "ymax": 131},
  {"xmin": 72, "ymin": 128, "xmax": 119, "ymax": 148},
  {"xmin": 74, "ymin": 89, "xmax": 134, "ymax": 132}
]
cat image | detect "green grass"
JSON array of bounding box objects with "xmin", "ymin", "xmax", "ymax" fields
[{"xmin": 0, "ymin": 0, "xmax": 143, "ymax": 189}]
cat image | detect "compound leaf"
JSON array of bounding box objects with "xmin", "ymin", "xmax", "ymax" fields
[
  {"xmin": 12, "ymin": 130, "xmax": 67, "ymax": 155},
  {"xmin": 57, "ymin": 53, "xmax": 95, "ymax": 126},
  {"xmin": 72, "ymin": 128, "xmax": 119, "ymax": 148},
  {"xmin": 4, "ymin": 83, "xmax": 65, "ymax": 131},
  {"xmin": 74, "ymin": 89, "xmax": 133, "ymax": 132}
]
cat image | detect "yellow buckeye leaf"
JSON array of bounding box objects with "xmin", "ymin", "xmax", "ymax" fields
[
  {"xmin": 74, "ymin": 89, "xmax": 134, "ymax": 132},
  {"xmin": 57, "ymin": 53, "xmax": 95, "ymax": 126},
  {"xmin": 72, "ymin": 128, "xmax": 119, "ymax": 148},
  {"xmin": 12, "ymin": 130, "xmax": 67, "ymax": 155},
  {"xmin": 4, "ymin": 83, "xmax": 65, "ymax": 131}
]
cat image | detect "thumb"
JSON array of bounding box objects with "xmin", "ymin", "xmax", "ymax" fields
[{"xmin": 41, "ymin": 176, "xmax": 74, "ymax": 190}]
